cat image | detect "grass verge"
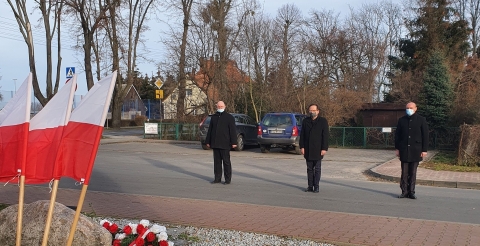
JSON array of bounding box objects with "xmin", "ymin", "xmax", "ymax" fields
[{"xmin": 420, "ymin": 151, "xmax": 480, "ymax": 172}]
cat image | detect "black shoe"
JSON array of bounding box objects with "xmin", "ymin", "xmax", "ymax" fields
[
  {"xmin": 304, "ymin": 187, "xmax": 313, "ymax": 192},
  {"xmin": 398, "ymin": 193, "xmax": 409, "ymax": 198},
  {"xmin": 210, "ymin": 180, "xmax": 221, "ymax": 184},
  {"xmin": 223, "ymin": 181, "xmax": 231, "ymax": 185},
  {"xmin": 409, "ymin": 193, "xmax": 417, "ymax": 199},
  {"xmin": 313, "ymin": 187, "xmax": 319, "ymax": 193}
]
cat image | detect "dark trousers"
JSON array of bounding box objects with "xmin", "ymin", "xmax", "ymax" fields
[
  {"xmin": 306, "ymin": 160, "xmax": 322, "ymax": 189},
  {"xmin": 400, "ymin": 161, "xmax": 419, "ymax": 194},
  {"xmin": 213, "ymin": 148, "xmax": 232, "ymax": 182}
]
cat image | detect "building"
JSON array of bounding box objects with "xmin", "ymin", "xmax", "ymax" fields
[
  {"xmin": 162, "ymin": 78, "xmax": 207, "ymax": 119},
  {"xmin": 357, "ymin": 103, "xmax": 405, "ymax": 127}
]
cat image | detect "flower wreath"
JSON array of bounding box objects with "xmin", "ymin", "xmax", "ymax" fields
[{"xmin": 101, "ymin": 219, "xmax": 173, "ymax": 246}]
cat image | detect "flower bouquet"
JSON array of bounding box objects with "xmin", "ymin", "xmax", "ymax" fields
[{"xmin": 100, "ymin": 219, "xmax": 174, "ymax": 246}]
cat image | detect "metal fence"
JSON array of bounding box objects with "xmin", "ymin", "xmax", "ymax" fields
[
  {"xmin": 329, "ymin": 127, "xmax": 459, "ymax": 150},
  {"xmin": 144, "ymin": 123, "xmax": 199, "ymax": 141},
  {"xmin": 143, "ymin": 124, "xmax": 460, "ymax": 150}
]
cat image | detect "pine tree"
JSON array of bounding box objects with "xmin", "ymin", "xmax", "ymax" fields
[{"xmin": 418, "ymin": 51, "xmax": 453, "ymax": 130}]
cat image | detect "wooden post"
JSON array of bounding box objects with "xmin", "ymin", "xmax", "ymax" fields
[
  {"xmin": 66, "ymin": 184, "xmax": 88, "ymax": 246},
  {"xmin": 41, "ymin": 179, "xmax": 59, "ymax": 246},
  {"xmin": 16, "ymin": 175, "xmax": 25, "ymax": 246}
]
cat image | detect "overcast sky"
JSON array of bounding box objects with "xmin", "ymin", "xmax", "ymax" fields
[{"xmin": 0, "ymin": 0, "xmax": 398, "ymax": 97}]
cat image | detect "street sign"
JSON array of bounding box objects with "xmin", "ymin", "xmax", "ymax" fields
[
  {"xmin": 155, "ymin": 89, "xmax": 164, "ymax": 99},
  {"xmin": 66, "ymin": 67, "xmax": 75, "ymax": 79},
  {"xmin": 154, "ymin": 79, "xmax": 164, "ymax": 89}
]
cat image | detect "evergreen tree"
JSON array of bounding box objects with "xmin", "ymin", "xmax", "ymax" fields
[{"xmin": 418, "ymin": 51, "xmax": 453, "ymax": 130}]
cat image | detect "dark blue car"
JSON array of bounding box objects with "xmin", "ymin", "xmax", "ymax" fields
[{"xmin": 257, "ymin": 112, "xmax": 307, "ymax": 154}]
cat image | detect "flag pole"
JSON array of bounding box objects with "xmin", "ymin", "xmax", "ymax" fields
[
  {"xmin": 41, "ymin": 179, "xmax": 60, "ymax": 246},
  {"xmin": 16, "ymin": 175, "xmax": 25, "ymax": 246},
  {"xmin": 66, "ymin": 184, "xmax": 88, "ymax": 246}
]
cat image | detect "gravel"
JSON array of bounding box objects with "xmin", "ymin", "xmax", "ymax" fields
[{"xmin": 93, "ymin": 217, "xmax": 335, "ymax": 246}]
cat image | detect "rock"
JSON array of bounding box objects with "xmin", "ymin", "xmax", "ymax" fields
[{"xmin": 0, "ymin": 200, "xmax": 112, "ymax": 245}]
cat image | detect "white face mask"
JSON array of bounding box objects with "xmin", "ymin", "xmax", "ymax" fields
[
  {"xmin": 217, "ymin": 109, "xmax": 224, "ymax": 113},
  {"xmin": 406, "ymin": 109, "xmax": 414, "ymax": 116}
]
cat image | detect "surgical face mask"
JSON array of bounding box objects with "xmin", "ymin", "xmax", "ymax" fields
[
  {"xmin": 217, "ymin": 109, "xmax": 225, "ymax": 113},
  {"xmin": 406, "ymin": 109, "xmax": 414, "ymax": 116},
  {"xmin": 310, "ymin": 112, "xmax": 317, "ymax": 118}
]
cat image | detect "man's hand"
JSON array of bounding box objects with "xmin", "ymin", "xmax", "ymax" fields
[
  {"xmin": 395, "ymin": 149, "xmax": 399, "ymax": 157},
  {"xmin": 206, "ymin": 144, "xmax": 210, "ymax": 148},
  {"xmin": 232, "ymin": 145, "xmax": 237, "ymax": 148},
  {"xmin": 321, "ymin": 150, "xmax": 327, "ymax": 156},
  {"xmin": 301, "ymin": 148, "xmax": 304, "ymax": 155},
  {"xmin": 421, "ymin": 152, "xmax": 427, "ymax": 158}
]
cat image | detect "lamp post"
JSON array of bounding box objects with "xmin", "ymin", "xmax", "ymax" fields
[{"xmin": 13, "ymin": 78, "xmax": 17, "ymax": 91}]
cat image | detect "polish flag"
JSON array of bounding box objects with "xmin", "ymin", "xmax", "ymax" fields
[
  {"xmin": 0, "ymin": 73, "xmax": 32, "ymax": 182},
  {"xmin": 54, "ymin": 71, "xmax": 117, "ymax": 185},
  {"xmin": 25, "ymin": 75, "xmax": 77, "ymax": 184}
]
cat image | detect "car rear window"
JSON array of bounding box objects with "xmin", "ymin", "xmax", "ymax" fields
[
  {"xmin": 203, "ymin": 116, "xmax": 212, "ymax": 125},
  {"xmin": 262, "ymin": 114, "xmax": 293, "ymax": 127}
]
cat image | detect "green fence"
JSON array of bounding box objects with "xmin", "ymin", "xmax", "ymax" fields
[
  {"xmin": 144, "ymin": 123, "xmax": 199, "ymax": 141},
  {"xmin": 329, "ymin": 127, "xmax": 459, "ymax": 150},
  {"xmin": 143, "ymin": 123, "xmax": 459, "ymax": 150}
]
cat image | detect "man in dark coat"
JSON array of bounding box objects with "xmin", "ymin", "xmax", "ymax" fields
[
  {"xmin": 205, "ymin": 101, "xmax": 237, "ymax": 184},
  {"xmin": 299, "ymin": 104, "xmax": 329, "ymax": 193},
  {"xmin": 395, "ymin": 102, "xmax": 429, "ymax": 199}
]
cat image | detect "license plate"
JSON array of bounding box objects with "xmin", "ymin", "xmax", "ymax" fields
[{"xmin": 270, "ymin": 130, "xmax": 283, "ymax": 134}]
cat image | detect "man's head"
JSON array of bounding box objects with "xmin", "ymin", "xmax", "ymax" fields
[
  {"xmin": 308, "ymin": 104, "xmax": 320, "ymax": 119},
  {"xmin": 216, "ymin": 101, "xmax": 226, "ymax": 113},
  {"xmin": 406, "ymin": 102, "xmax": 417, "ymax": 116}
]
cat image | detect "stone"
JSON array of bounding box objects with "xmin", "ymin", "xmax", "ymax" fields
[{"xmin": 0, "ymin": 200, "xmax": 111, "ymax": 245}]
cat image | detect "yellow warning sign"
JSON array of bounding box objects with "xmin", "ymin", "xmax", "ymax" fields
[
  {"xmin": 155, "ymin": 89, "xmax": 164, "ymax": 99},
  {"xmin": 155, "ymin": 79, "xmax": 163, "ymax": 89}
]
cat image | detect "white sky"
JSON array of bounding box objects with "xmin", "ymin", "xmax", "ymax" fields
[{"xmin": 0, "ymin": 0, "xmax": 395, "ymax": 96}]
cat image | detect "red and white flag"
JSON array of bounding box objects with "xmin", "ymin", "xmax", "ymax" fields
[
  {"xmin": 54, "ymin": 71, "xmax": 117, "ymax": 184},
  {"xmin": 0, "ymin": 73, "xmax": 32, "ymax": 182},
  {"xmin": 25, "ymin": 75, "xmax": 77, "ymax": 184}
]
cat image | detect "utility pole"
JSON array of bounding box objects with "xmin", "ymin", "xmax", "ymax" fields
[{"xmin": 13, "ymin": 78, "xmax": 17, "ymax": 91}]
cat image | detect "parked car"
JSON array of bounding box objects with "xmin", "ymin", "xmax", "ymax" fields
[
  {"xmin": 257, "ymin": 112, "xmax": 307, "ymax": 155},
  {"xmin": 199, "ymin": 113, "xmax": 258, "ymax": 151}
]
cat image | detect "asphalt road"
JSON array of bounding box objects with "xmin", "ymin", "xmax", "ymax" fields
[{"xmin": 55, "ymin": 140, "xmax": 480, "ymax": 225}]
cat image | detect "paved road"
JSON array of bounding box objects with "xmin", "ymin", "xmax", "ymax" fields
[{"xmin": 53, "ymin": 141, "xmax": 480, "ymax": 225}]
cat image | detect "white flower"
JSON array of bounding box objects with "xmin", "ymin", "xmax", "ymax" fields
[
  {"xmin": 139, "ymin": 219, "xmax": 150, "ymax": 227},
  {"xmin": 150, "ymin": 224, "xmax": 166, "ymax": 234},
  {"xmin": 129, "ymin": 223, "xmax": 138, "ymax": 234},
  {"xmin": 100, "ymin": 219, "xmax": 111, "ymax": 226},
  {"xmin": 115, "ymin": 233, "xmax": 126, "ymax": 240},
  {"xmin": 168, "ymin": 241, "xmax": 174, "ymax": 246},
  {"xmin": 157, "ymin": 231, "xmax": 168, "ymax": 241}
]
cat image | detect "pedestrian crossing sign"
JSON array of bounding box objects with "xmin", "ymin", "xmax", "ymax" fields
[{"xmin": 66, "ymin": 67, "xmax": 75, "ymax": 78}]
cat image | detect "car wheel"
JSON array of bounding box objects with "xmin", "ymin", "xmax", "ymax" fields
[
  {"xmin": 260, "ymin": 144, "xmax": 270, "ymax": 153},
  {"xmin": 235, "ymin": 135, "xmax": 244, "ymax": 151},
  {"xmin": 201, "ymin": 143, "xmax": 210, "ymax": 150},
  {"xmin": 294, "ymin": 146, "xmax": 302, "ymax": 155}
]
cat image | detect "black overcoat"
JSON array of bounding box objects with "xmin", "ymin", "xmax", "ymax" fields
[
  {"xmin": 205, "ymin": 111, "xmax": 237, "ymax": 150},
  {"xmin": 394, "ymin": 113, "xmax": 429, "ymax": 162},
  {"xmin": 299, "ymin": 116, "xmax": 329, "ymax": 160}
]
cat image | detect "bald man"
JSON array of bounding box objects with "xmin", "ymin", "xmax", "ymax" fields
[
  {"xmin": 205, "ymin": 101, "xmax": 237, "ymax": 184},
  {"xmin": 394, "ymin": 102, "xmax": 429, "ymax": 199}
]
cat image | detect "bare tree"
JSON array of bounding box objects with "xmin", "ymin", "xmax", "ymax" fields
[
  {"xmin": 104, "ymin": 0, "xmax": 155, "ymax": 128},
  {"xmin": 6, "ymin": 0, "xmax": 64, "ymax": 106}
]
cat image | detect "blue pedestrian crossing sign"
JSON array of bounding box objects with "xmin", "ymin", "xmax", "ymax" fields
[{"xmin": 66, "ymin": 67, "xmax": 75, "ymax": 78}]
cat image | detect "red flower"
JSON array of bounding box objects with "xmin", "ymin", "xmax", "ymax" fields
[
  {"xmin": 102, "ymin": 222, "xmax": 110, "ymax": 230},
  {"xmin": 123, "ymin": 225, "xmax": 132, "ymax": 235},
  {"xmin": 146, "ymin": 232, "xmax": 156, "ymax": 242},
  {"xmin": 137, "ymin": 224, "xmax": 147, "ymax": 235},
  {"xmin": 135, "ymin": 237, "xmax": 145, "ymax": 245},
  {"xmin": 112, "ymin": 239, "xmax": 121, "ymax": 246},
  {"xmin": 159, "ymin": 240, "xmax": 169, "ymax": 246},
  {"xmin": 108, "ymin": 223, "xmax": 119, "ymax": 234}
]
